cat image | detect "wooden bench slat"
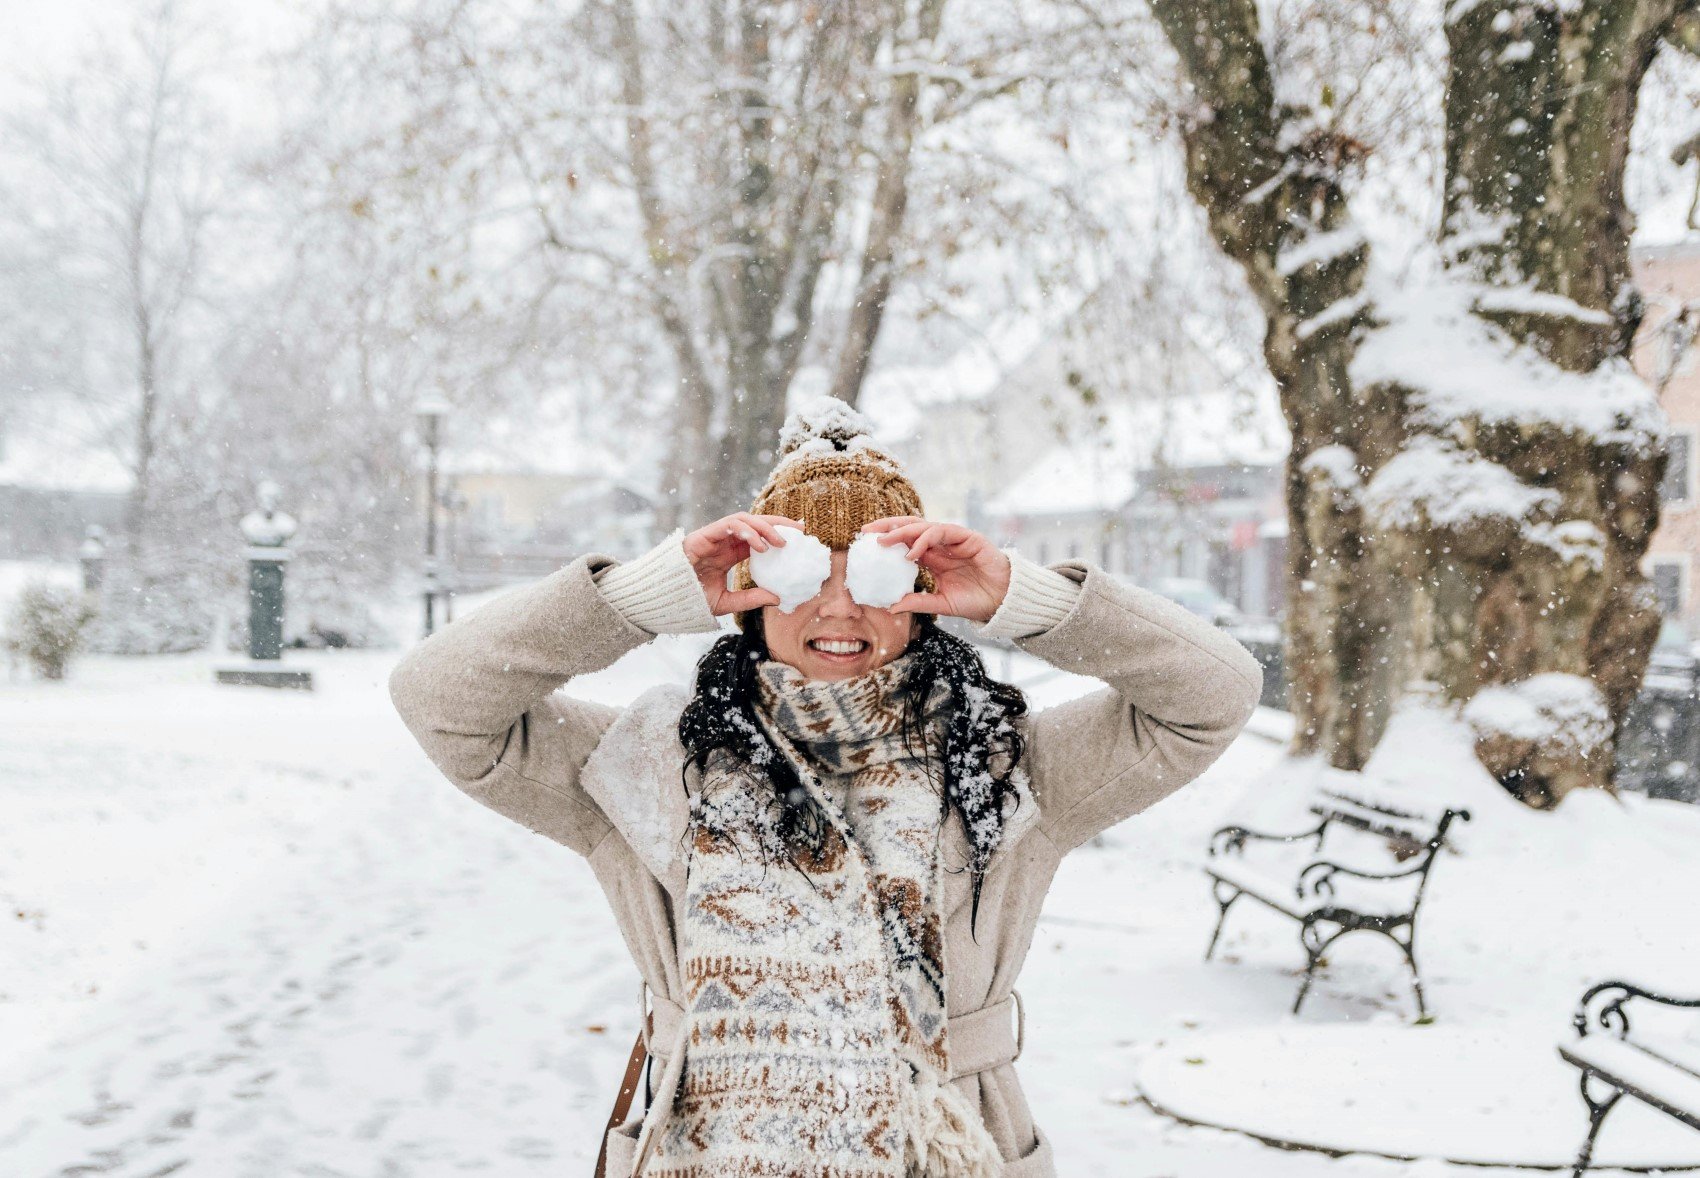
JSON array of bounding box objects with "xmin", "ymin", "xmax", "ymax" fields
[
  {"xmin": 1205, "ymin": 860, "xmax": 1307, "ymax": 918},
  {"xmin": 1560, "ymin": 1036, "xmax": 1700, "ymax": 1131},
  {"xmin": 1310, "ymin": 801, "xmax": 1427, "ymax": 846},
  {"xmin": 1313, "ymin": 784, "xmax": 1449, "ymax": 828},
  {"xmin": 1641, "ymin": 1035, "xmax": 1700, "ymax": 1084}
]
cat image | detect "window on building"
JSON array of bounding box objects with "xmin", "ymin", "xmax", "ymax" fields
[
  {"xmin": 1037, "ymin": 540, "xmax": 1049, "ymax": 565},
  {"xmin": 1662, "ymin": 430, "xmax": 1695, "ymax": 508},
  {"xmin": 1099, "ymin": 538, "xmax": 1112, "ymax": 569},
  {"xmin": 1651, "ymin": 559, "xmax": 1685, "ymax": 617},
  {"xmin": 1067, "ymin": 538, "xmax": 1080, "ymax": 560}
]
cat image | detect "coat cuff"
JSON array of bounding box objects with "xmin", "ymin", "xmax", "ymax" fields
[
  {"xmin": 593, "ymin": 528, "xmax": 723, "ymax": 636},
  {"xmin": 970, "ymin": 548, "xmax": 1084, "ymax": 641}
]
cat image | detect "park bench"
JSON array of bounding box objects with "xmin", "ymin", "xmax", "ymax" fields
[
  {"xmin": 1202, "ymin": 780, "xmax": 1470, "ymax": 1018},
  {"xmin": 1560, "ymin": 980, "xmax": 1700, "ymax": 1176}
]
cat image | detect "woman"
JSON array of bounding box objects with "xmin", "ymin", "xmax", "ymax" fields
[{"xmin": 388, "ymin": 404, "xmax": 1261, "ymax": 1177}]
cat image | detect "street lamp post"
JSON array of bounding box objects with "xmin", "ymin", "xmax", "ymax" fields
[
  {"xmin": 415, "ymin": 393, "xmax": 451, "ymax": 637},
  {"xmin": 442, "ymin": 483, "xmax": 468, "ymax": 625}
]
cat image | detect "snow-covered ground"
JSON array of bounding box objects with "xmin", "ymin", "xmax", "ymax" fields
[{"xmin": 3, "ymin": 616, "xmax": 1698, "ymax": 1176}]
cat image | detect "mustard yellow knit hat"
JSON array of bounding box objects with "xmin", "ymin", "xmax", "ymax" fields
[{"xmin": 732, "ymin": 400, "xmax": 935, "ymax": 631}]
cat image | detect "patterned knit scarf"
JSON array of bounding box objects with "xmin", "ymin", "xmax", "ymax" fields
[{"xmin": 641, "ymin": 652, "xmax": 1001, "ymax": 1178}]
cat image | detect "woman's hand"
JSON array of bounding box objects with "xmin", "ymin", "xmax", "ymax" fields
[
  {"xmin": 860, "ymin": 517, "xmax": 1011, "ymax": 623},
  {"xmin": 682, "ymin": 512, "xmax": 797, "ymax": 616}
]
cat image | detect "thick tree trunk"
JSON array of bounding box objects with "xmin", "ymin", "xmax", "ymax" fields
[
  {"xmin": 1151, "ymin": 0, "xmax": 1686, "ymax": 805},
  {"xmin": 1149, "ymin": 0, "xmax": 1390, "ymax": 768},
  {"xmin": 1418, "ymin": 0, "xmax": 1676, "ymax": 800}
]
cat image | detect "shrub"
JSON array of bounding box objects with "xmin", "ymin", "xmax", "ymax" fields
[{"xmin": 5, "ymin": 580, "xmax": 98, "ymax": 680}]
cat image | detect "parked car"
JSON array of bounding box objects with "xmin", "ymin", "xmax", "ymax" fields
[{"xmin": 1151, "ymin": 577, "xmax": 1246, "ymax": 628}]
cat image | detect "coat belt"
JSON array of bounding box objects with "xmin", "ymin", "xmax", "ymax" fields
[{"xmin": 643, "ymin": 986, "xmax": 1024, "ymax": 1080}]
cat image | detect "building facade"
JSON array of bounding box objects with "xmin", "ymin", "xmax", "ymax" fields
[{"xmin": 1632, "ymin": 243, "xmax": 1700, "ymax": 631}]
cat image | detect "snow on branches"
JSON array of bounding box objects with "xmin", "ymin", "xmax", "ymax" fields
[
  {"xmin": 1299, "ymin": 443, "xmax": 1364, "ymax": 509},
  {"xmin": 1350, "ymin": 274, "xmax": 1663, "ymax": 447},
  {"xmin": 1363, "ymin": 435, "xmax": 1557, "ymax": 533}
]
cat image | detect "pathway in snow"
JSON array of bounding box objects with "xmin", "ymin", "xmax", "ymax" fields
[{"xmin": 3, "ymin": 636, "xmax": 1694, "ymax": 1176}]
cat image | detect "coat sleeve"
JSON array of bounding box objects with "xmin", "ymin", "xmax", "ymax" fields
[
  {"xmin": 1004, "ymin": 560, "xmax": 1263, "ymax": 854},
  {"xmin": 386, "ymin": 531, "xmax": 721, "ymax": 857}
]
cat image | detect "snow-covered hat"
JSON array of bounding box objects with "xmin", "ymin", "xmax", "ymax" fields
[{"xmin": 731, "ymin": 400, "xmax": 936, "ymax": 629}]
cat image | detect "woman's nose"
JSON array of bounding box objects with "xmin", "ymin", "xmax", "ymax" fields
[{"xmin": 815, "ymin": 571, "xmax": 859, "ymax": 615}]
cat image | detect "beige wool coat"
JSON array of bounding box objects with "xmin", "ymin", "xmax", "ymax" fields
[{"xmin": 387, "ymin": 538, "xmax": 1262, "ymax": 1177}]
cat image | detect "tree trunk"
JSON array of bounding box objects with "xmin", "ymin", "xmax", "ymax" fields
[
  {"xmin": 614, "ymin": 0, "xmax": 925, "ymax": 531},
  {"xmin": 1150, "ymin": 0, "xmax": 1686, "ymax": 805},
  {"xmin": 829, "ymin": 0, "xmax": 948, "ymax": 408}
]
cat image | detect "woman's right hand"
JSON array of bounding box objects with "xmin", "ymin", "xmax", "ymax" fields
[{"xmin": 683, "ymin": 512, "xmax": 798, "ymax": 615}]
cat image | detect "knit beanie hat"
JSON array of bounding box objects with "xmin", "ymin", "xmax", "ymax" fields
[{"xmin": 732, "ymin": 400, "xmax": 936, "ymax": 631}]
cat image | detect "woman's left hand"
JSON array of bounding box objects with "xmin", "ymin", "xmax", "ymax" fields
[{"xmin": 859, "ymin": 517, "xmax": 1011, "ymax": 623}]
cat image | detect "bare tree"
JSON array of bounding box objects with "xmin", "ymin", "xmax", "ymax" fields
[
  {"xmin": 3, "ymin": 0, "xmax": 224, "ymax": 563},
  {"xmin": 594, "ymin": 0, "xmax": 965, "ymax": 526},
  {"xmin": 1143, "ymin": 0, "xmax": 1699, "ymax": 803},
  {"xmin": 304, "ymin": 0, "xmax": 1060, "ymax": 529}
]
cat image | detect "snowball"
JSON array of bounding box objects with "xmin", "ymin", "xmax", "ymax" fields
[
  {"xmin": 748, "ymin": 525, "xmax": 831, "ymax": 612},
  {"xmin": 845, "ymin": 533, "xmax": 916, "ymax": 608}
]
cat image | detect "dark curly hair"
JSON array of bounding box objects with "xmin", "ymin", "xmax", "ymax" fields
[{"xmin": 677, "ymin": 610, "xmax": 1029, "ymax": 936}]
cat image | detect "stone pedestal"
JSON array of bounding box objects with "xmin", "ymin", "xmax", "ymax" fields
[
  {"xmin": 215, "ymin": 660, "xmax": 315, "ymax": 691},
  {"xmin": 216, "ymin": 482, "xmax": 314, "ymax": 691}
]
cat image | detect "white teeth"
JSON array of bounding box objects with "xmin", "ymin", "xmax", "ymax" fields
[{"xmin": 809, "ymin": 639, "xmax": 868, "ymax": 655}]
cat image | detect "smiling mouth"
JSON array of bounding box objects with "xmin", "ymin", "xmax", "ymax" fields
[{"xmin": 807, "ymin": 638, "xmax": 870, "ymax": 660}]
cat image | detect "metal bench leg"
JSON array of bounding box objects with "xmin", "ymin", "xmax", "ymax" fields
[
  {"xmin": 1294, "ymin": 919, "xmax": 1342, "ymax": 1014},
  {"xmin": 1570, "ymin": 1073, "xmax": 1623, "ymax": 1178},
  {"xmin": 1204, "ymin": 884, "xmax": 1241, "ymax": 962},
  {"xmin": 1391, "ymin": 928, "xmax": 1428, "ymax": 1020}
]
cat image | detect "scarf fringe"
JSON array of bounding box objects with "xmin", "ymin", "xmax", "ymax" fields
[{"xmin": 902, "ymin": 1070, "xmax": 1003, "ymax": 1178}]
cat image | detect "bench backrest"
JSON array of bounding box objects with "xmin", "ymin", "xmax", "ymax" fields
[
  {"xmin": 1576, "ymin": 982, "xmax": 1700, "ymax": 1085},
  {"xmin": 1308, "ymin": 784, "xmax": 1459, "ymax": 848}
]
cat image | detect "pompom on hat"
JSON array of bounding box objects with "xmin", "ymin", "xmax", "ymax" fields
[{"xmin": 732, "ymin": 400, "xmax": 935, "ymax": 631}]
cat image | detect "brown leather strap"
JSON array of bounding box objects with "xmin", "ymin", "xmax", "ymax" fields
[{"xmin": 593, "ymin": 1022, "xmax": 650, "ymax": 1178}]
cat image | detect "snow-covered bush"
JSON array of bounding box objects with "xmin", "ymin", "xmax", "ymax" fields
[
  {"xmin": 1464, "ymin": 674, "xmax": 1614, "ymax": 808},
  {"xmin": 4, "ymin": 580, "xmax": 98, "ymax": 680},
  {"xmin": 86, "ymin": 565, "xmax": 218, "ymax": 656}
]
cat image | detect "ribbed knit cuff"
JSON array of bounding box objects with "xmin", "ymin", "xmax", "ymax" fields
[
  {"xmin": 594, "ymin": 528, "xmax": 724, "ymax": 636},
  {"xmin": 971, "ymin": 548, "xmax": 1084, "ymax": 641}
]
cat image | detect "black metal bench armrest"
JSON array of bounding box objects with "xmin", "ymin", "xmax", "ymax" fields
[
  {"xmin": 1296, "ymin": 858, "xmax": 1430, "ymax": 906},
  {"xmin": 1299, "ymin": 858, "xmax": 1428, "ymax": 884},
  {"xmin": 1575, "ymin": 980, "xmax": 1700, "ymax": 1039},
  {"xmin": 1208, "ymin": 820, "xmax": 1328, "ymax": 857}
]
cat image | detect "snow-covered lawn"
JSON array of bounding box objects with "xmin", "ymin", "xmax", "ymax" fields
[{"xmin": 2, "ymin": 629, "xmax": 1698, "ymax": 1176}]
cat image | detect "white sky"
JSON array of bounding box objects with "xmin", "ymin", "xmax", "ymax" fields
[
  {"xmin": 0, "ymin": 1, "xmax": 319, "ymax": 109},
  {"xmin": 0, "ymin": 1, "xmax": 100, "ymax": 95}
]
